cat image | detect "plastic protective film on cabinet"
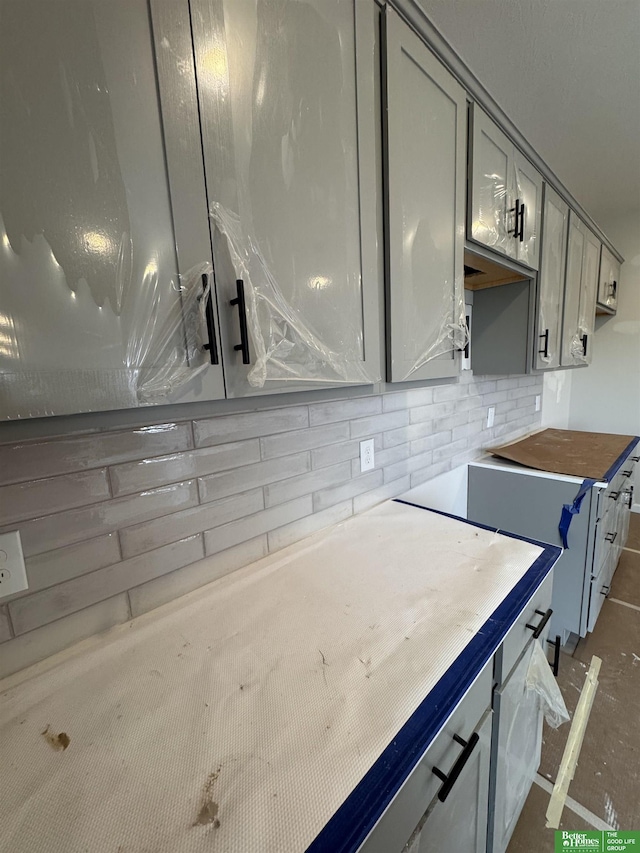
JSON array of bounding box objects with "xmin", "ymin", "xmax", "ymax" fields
[
  {"xmin": 189, "ymin": 0, "xmax": 380, "ymax": 398},
  {"xmin": 384, "ymin": 6, "xmax": 468, "ymax": 383},
  {"xmin": 0, "ymin": 0, "xmax": 223, "ymax": 420}
]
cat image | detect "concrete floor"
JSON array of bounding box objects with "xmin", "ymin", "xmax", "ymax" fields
[{"xmin": 507, "ymin": 512, "xmax": 640, "ymax": 851}]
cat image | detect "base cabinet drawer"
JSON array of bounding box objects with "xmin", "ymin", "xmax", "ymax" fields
[
  {"xmin": 358, "ymin": 661, "xmax": 492, "ymax": 853},
  {"xmin": 406, "ymin": 709, "xmax": 492, "ymax": 853},
  {"xmin": 500, "ymin": 572, "xmax": 553, "ymax": 684}
]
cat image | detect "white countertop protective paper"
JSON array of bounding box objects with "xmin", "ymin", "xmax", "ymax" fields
[{"xmin": 0, "ymin": 501, "xmax": 543, "ymax": 852}]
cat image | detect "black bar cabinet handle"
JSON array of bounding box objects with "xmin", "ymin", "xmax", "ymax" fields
[
  {"xmin": 622, "ymin": 470, "xmax": 634, "ymax": 478},
  {"xmin": 611, "ymin": 280, "xmax": 617, "ymax": 297},
  {"xmin": 608, "ymin": 491, "xmax": 620, "ymax": 501},
  {"xmin": 547, "ymin": 635, "xmax": 561, "ymax": 677},
  {"xmin": 519, "ymin": 202, "xmax": 526, "ymax": 242},
  {"xmin": 605, "ymin": 531, "xmax": 618, "ymax": 543},
  {"xmin": 600, "ymin": 584, "xmax": 611, "ymax": 596},
  {"xmin": 526, "ymin": 607, "xmax": 553, "ymax": 639},
  {"xmin": 581, "ymin": 334, "xmax": 588, "ymax": 357},
  {"xmin": 630, "ymin": 456, "xmax": 640, "ymax": 463},
  {"xmin": 230, "ymin": 279, "xmax": 250, "ymax": 365},
  {"xmin": 510, "ymin": 198, "xmax": 521, "ymax": 238},
  {"xmin": 538, "ymin": 329, "xmax": 550, "ymax": 358},
  {"xmin": 432, "ymin": 731, "xmax": 480, "ymax": 802},
  {"xmin": 200, "ymin": 274, "xmax": 219, "ymax": 365}
]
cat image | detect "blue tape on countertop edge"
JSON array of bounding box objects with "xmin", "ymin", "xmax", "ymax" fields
[
  {"xmin": 557, "ymin": 436, "xmax": 639, "ymax": 549},
  {"xmin": 305, "ymin": 500, "xmax": 562, "ymax": 853}
]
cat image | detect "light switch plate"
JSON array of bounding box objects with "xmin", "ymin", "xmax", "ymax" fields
[
  {"xmin": 486, "ymin": 407, "xmax": 495, "ymax": 429},
  {"xmin": 535, "ymin": 394, "xmax": 541, "ymax": 412},
  {"xmin": 360, "ymin": 439, "xmax": 375, "ymax": 473},
  {"xmin": 0, "ymin": 530, "xmax": 28, "ymax": 599}
]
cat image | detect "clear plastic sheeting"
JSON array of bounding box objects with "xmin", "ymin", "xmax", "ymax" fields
[
  {"xmin": 211, "ymin": 203, "xmax": 376, "ymax": 388},
  {"xmin": 526, "ymin": 640, "xmax": 570, "ymax": 729},
  {"xmin": 0, "ymin": 0, "xmax": 215, "ymax": 419},
  {"xmin": 402, "ymin": 276, "xmax": 468, "ymax": 381}
]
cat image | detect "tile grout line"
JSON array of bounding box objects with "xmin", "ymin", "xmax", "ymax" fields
[
  {"xmin": 622, "ymin": 546, "xmax": 640, "ymax": 556},
  {"xmin": 533, "ymin": 774, "xmax": 615, "ymax": 831}
]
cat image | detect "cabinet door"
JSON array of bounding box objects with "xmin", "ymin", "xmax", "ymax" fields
[
  {"xmin": 512, "ymin": 152, "xmax": 542, "ymax": 270},
  {"xmin": 491, "ymin": 642, "xmax": 544, "ymax": 853},
  {"xmin": 0, "ymin": 0, "xmax": 225, "ymax": 420},
  {"xmin": 535, "ymin": 186, "xmax": 569, "ymax": 370},
  {"xmin": 560, "ymin": 212, "xmax": 587, "ymax": 366},
  {"xmin": 190, "ymin": 0, "xmax": 380, "ymax": 397},
  {"xmin": 597, "ymin": 245, "xmax": 620, "ymax": 312},
  {"xmin": 409, "ymin": 710, "xmax": 492, "ymax": 853},
  {"xmin": 576, "ymin": 228, "xmax": 600, "ymax": 366},
  {"xmin": 385, "ymin": 6, "xmax": 466, "ymax": 382},
  {"xmin": 470, "ymin": 106, "xmax": 512, "ymax": 257}
]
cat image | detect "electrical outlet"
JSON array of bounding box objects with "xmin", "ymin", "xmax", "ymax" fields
[
  {"xmin": 0, "ymin": 531, "xmax": 28, "ymax": 599},
  {"xmin": 486, "ymin": 406, "xmax": 495, "ymax": 429},
  {"xmin": 535, "ymin": 394, "xmax": 541, "ymax": 412},
  {"xmin": 360, "ymin": 439, "xmax": 375, "ymax": 473}
]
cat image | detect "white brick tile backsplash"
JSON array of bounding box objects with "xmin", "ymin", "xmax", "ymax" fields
[
  {"xmin": 10, "ymin": 536, "xmax": 204, "ymax": 635},
  {"xmin": 13, "ymin": 481, "xmax": 199, "ymax": 558},
  {"xmin": 110, "ymin": 441, "xmax": 262, "ymax": 496},
  {"xmin": 194, "ymin": 407, "xmax": 309, "ymax": 447},
  {"xmin": 0, "ymin": 469, "xmax": 111, "ymax": 526},
  {"xmin": 0, "ymin": 371, "xmax": 543, "ymax": 675},
  {"xmin": 0, "ymin": 422, "xmax": 193, "ymax": 486}
]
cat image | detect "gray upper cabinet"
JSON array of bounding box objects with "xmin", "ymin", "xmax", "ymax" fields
[
  {"xmin": 561, "ymin": 212, "xmax": 599, "ymax": 367},
  {"xmin": 597, "ymin": 245, "xmax": 620, "ymax": 314},
  {"xmin": 186, "ymin": 0, "xmax": 381, "ymax": 398},
  {"xmin": 1, "ymin": 0, "xmax": 381, "ymax": 421},
  {"xmin": 384, "ymin": 6, "xmax": 467, "ymax": 383},
  {"xmin": 534, "ymin": 185, "xmax": 569, "ymax": 371},
  {"xmin": 0, "ymin": 0, "xmax": 226, "ymax": 420},
  {"xmin": 469, "ymin": 106, "xmax": 542, "ymax": 271}
]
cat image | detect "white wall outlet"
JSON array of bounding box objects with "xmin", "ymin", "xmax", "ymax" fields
[
  {"xmin": 486, "ymin": 406, "xmax": 495, "ymax": 429},
  {"xmin": 0, "ymin": 531, "xmax": 28, "ymax": 599},
  {"xmin": 535, "ymin": 394, "xmax": 541, "ymax": 412},
  {"xmin": 360, "ymin": 439, "xmax": 375, "ymax": 473}
]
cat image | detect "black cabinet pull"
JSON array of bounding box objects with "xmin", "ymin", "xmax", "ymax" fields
[
  {"xmin": 608, "ymin": 491, "xmax": 620, "ymax": 501},
  {"xmin": 230, "ymin": 279, "xmax": 250, "ymax": 364},
  {"xmin": 519, "ymin": 202, "xmax": 526, "ymax": 242},
  {"xmin": 600, "ymin": 583, "xmax": 611, "ymax": 596},
  {"xmin": 199, "ymin": 273, "xmax": 219, "ymax": 365},
  {"xmin": 622, "ymin": 470, "xmax": 633, "ymax": 478},
  {"xmin": 630, "ymin": 456, "xmax": 640, "ymax": 463},
  {"xmin": 432, "ymin": 731, "xmax": 480, "ymax": 802},
  {"xmin": 581, "ymin": 334, "xmax": 588, "ymax": 357},
  {"xmin": 510, "ymin": 198, "xmax": 521, "ymax": 239},
  {"xmin": 526, "ymin": 607, "xmax": 553, "ymax": 639},
  {"xmin": 547, "ymin": 635, "xmax": 561, "ymax": 677},
  {"xmin": 538, "ymin": 329, "xmax": 550, "ymax": 358},
  {"xmin": 611, "ymin": 280, "xmax": 617, "ymax": 298},
  {"xmin": 604, "ymin": 531, "xmax": 618, "ymax": 543}
]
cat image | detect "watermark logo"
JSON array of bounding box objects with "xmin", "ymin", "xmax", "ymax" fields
[{"xmin": 555, "ymin": 831, "xmax": 639, "ymax": 852}]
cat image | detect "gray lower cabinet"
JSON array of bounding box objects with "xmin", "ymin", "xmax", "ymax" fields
[
  {"xmin": 359, "ymin": 571, "xmax": 556, "ymax": 853},
  {"xmin": 383, "ymin": 6, "xmax": 467, "ymax": 383},
  {"xmin": 560, "ymin": 212, "xmax": 600, "ymax": 367},
  {"xmin": 407, "ymin": 710, "xmax": 493, "ymax": 853},
  {"xmin": 468, "ymin": 451, "xmax": 638, "ymax": 645}
]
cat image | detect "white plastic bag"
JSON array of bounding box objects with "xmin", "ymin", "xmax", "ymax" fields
[{"xmin": 526, "ymin": 640, "xmax": 570, "ymax": 729}]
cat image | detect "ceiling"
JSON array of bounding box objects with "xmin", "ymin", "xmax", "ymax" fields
[{"xmin": 419, "ymin": 0, "xmax": 640, "ymax": 236}]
